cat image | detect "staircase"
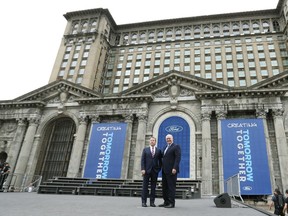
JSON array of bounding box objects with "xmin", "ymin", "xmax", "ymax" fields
[{"xmin": 37, "ymin": 177, "xmax": 201, "ymax": 199}]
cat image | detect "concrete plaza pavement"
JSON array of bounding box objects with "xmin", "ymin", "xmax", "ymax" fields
[{"xmin": 0, "ymin": 192, "xmax": 274, "ymax": 216}]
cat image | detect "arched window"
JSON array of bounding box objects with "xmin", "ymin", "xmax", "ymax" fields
[
  {"xmin": 273, "ymin": 20, "xmax": 280, "ymax": 32},
  {"xmin": 204, "ymin": 25, "xmax": 210, "ymax": 38},
  {"xmin": 34, "ymin": 117, "xmax": 76, "ymax": 181},
  {"xmin": 157, "ymin": 31, "xmax": 164, "ymax": 41},
  {"xmin": 213, "ymin": 25, "xmax": 220, "ymax": 37},
  {"xmin": 81, "ymin": 21, "xmax": 88, "ymax": 33},
  {"xmin": 90, "ymin": 20, "xmax": 97, "ymax": 32},
  {"xmin": 262, "ymin": 21, "xmax": 270, "ymax": 32},
  {"xmin": 72, "ymin": 22, "xmax": 79, "ymax": 34},
  {"xmin": 131, "ymin": 33, "xmax": 138, "ymax": 44},
  {"xmin": 232, "ymin": 23, "xmax": 239, "ymax": 35},
  {"xmin": 194, "ymin": 26, "xmax": 201, "ymax": 38},
  {"xmin": 242, "ymin": 22, "xmax": 250, "ymax": 34},
  {"xmin": 139, "ymin": 32, "xmax": 146, "ymax": 43},
  {"xmin": 184, "ymin": 28, "xmax": 191, "ymax": 39},
  {"xmin": 148, "ymin": 32, "xmax": 155, "ymax": 42},
  {"xmin": 123, "ymin": 34, "xmax": 129, "ymax": 45},
  {"xmin": 166, "ymin": 29, "xmax": 173, "ymax": 41},
  {"xmin": 223, "ymin": 24, "xmax": 230, "ymax": 36},
  {"xmin": 175, "ymin": 29, "xmax": 182, "ymax": 40},
  {"xmin": 252, "ymin": 22, "xmax": 260, "ymax": 33}
]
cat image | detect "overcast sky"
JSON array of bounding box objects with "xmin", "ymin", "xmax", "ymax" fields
[{"xmin": 0, "ymin": 0, "xmax": 279, "ymax": 100}]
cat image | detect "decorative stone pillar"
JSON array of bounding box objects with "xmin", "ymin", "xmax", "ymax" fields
[
  {"xmin": 256, "ymin": 108, "xmax": 276, "ymax": 190},
  {"xmin": 67, "ymin": 114, "xmax": 89, "ymax": 177},
  {"xmin": 272, "ymin": 108, "xmax": 288, "ymax": 191},
  {"xmin": 22, "ymin": 135, "xmax": 41, "ymax": 188},
  {"xmin": 121, "ymin": 114, "xmax": 134, "ymax": 179},
  {"xmin": 5, "ymin": 119, "xmax": 27, "ymax": 188},
  {"xmin": 216, "ymin": 110, "xmax": 227, "ymax": 194},
  {"xmin": 133, "ymin": 114, "xmax": 147, "ymax": 179},
  {"xmin": 201, "ymin": 111, "xmax": 212, "ymax": 195},
  {"xmin": 13, "ymin": 117, "xmax": 39, "ymax": 190}
]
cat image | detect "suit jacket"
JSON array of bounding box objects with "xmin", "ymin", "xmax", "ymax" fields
[
  {"xmin": 141, "ymin": 146, "xmax": 162, "ymax": 174},
  {"xmin": 162, "ymin": 143, "xmax": 181, "ymax": 174}
]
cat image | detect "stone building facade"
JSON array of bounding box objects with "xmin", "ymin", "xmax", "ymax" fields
[{"xmin": 1, "ymin": 0, "xmax": 288, "ymax": 195}]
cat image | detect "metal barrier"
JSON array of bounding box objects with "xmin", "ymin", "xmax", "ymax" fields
[
  {"xmin": 225, "ymin": 173, "xmax": 244, "ymax": 202},
  {"xmin": 1, "ymin": 173, "xmax": 42, "ymax": 192}
]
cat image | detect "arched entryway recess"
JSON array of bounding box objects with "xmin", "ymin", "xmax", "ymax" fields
[
  {"xmin": 152, "ymin": 111, "xmax": 197, "ymax": 179},
  {"xmin": 34, "ymin": 117, "xmax": 76, "ymax": 181}
]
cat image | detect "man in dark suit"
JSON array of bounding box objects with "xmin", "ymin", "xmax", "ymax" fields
[
  {"xmin": 141, "ymin": 136, "xmax": 162, "ymax": 207},
  {"xmin": 159, "ymin": 134, "xmax": 181, "ymax": 208}
]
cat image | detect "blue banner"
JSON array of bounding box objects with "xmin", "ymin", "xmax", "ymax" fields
[
  {"xmin": 158, "ymin": 116, "xmax": 190, "ymax": 178},
  {"xmin": 221, "ymin": 119, "xmax": 271, "ymax": 195},
  {"xmin": 84, "ymin": 123, "xmax": 127, "ymax": 179}
]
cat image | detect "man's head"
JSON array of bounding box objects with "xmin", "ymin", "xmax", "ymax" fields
[
  {"xmin": 150, "ymin": 136, "xmax": 156, "ymax": 147},
  {"xmin": 274, "ymin": 188, "xmax": 281, "ymax": 195},
  {"xmin": 165, "ymin": 134, "xmax": 173, "ymax": 144}
]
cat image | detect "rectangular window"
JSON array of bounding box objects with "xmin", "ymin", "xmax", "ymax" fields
[
  {"xmin": 228, "ymin": 80, "xmax": 235, "ymax": 87},
  {"xmin": 127, "ymin": 55, "xmax": 133, "ymax": 60},
  {"xmin": 184, "ymin": 66, "xmax": 190, "ymax": 72},
  {"xmin": 239, "ymin": 79, "xmax": 246, "ymax": 86},
  {"xmin": 133, "ymin": 77, "xmax": 139, "ymax": 83},
  {"xmin": 227, "ymin": 71, "xmax": 234, "ymax": 78},
  {"xmin": 124, "ymin": 78, "xmax": 130, "ymax": 84},
  {"xmin": 194, "ymin": 57, "xmax": 200, "ymax": 62},
  {"xmin": 155, "ymin": 53, "xmax": 161, "ymax": 58}
]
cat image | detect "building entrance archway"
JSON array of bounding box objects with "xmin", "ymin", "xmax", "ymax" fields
[{"xmin": 35, "ymin": 117, "xmax": 76, "ymax": 181}]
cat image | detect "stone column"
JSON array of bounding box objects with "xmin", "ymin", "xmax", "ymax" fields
[
  {"xmin": 13, "ymin": 117, "xmax": 39, "ymax": 190},
  {"xmin": 216, "ymin": 110, "xmax": 227, "ymax": 194},
  {"xmin": 201, "ymin": 111, "xmax": 212, "ymax": 195},
  {"xmin": 133, "ymin": 114, "xmax": 147, "ymax": 179},
  {"xmin": 5, "ymin": 119, "xmax": 27, "ymax": 188},
  {"xmin": 22, "ymin": 135, "xmax": 42, "ymax": 188},
  {"xmin": 121, "ymin": 114, "xmax": 134, "ymax": 179},
  {"xmin": 272, "ymin": 108, "xmax": 288, "ymax": 191},
  {"xmin": 67, "ymin": 114, "xmax": 88, "ymax": 177},
  {"xmin": 256, "ymin": 108, "xmax": 276, "ymax": 190}
]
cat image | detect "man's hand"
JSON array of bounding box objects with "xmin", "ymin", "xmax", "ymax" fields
[{"xmin": 172, "ymin": 169, "xmax": 176, "ymax": 175}]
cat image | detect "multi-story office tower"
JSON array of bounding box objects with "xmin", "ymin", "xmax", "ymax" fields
[{"xmin": 1, "ymin": 0, "xmax": 288, "ymax": 196}]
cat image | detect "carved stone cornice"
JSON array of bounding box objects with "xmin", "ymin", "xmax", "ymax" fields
[
  {"xmin": 76, "ymin": 95, "xmax": 153, "ymax": 105},
  {"xmin": 195, "ymin": 89, "xmax": 286, "ymax": 99}
]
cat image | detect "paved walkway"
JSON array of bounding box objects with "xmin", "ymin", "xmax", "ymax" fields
[{"xmin": 0, "ymin": 192, "xmax": 274, "ymax": 216}]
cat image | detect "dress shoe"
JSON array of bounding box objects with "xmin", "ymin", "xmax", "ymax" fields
[
  {"xmin": 164, "ymin": 203, "xmax": 175, "ymax": 208},
  {"xmin": 142, "ymin": 203, "xmax": 147, "ymax": 207},
  {"xmin": 158, "ymin": 203, "xmax": 168, "ymax": 207},
  {"xmin": 150, "ymin": 203, "xmax": 156, "ymax": 207}
]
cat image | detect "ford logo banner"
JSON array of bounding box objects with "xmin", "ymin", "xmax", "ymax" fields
[
  {"xmin": 165, "ymin": 125, "xmax": 183, "ymax": 133},
  {"xmin": 242, "ymin": 186, "xmax": 252, "ymax": 191}
]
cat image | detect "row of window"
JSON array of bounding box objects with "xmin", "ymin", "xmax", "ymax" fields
[
  {"xmin": 103, "ymin": 41, "xmax": 288, "ymax": 93},
  {"xmin": 118, "ymin": 20, "xmax": 280, "ymax": 45}
]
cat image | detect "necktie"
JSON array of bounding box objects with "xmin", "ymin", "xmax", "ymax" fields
[
  {"xmin": 164, "ymin": 145, "xmax": 170, "ymax": 155},
  {"xmin": 151, "ymin": 147, "xmax": 155, "ymax": 157}
]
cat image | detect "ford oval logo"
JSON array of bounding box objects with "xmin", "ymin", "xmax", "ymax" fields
[
  {"xmin": 165, "ymin": 125, "xmax": 183, "ymax": 133},
  {"xmin": 243, "ymin": 186, "xmax": 252, "ymax": 191}
]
